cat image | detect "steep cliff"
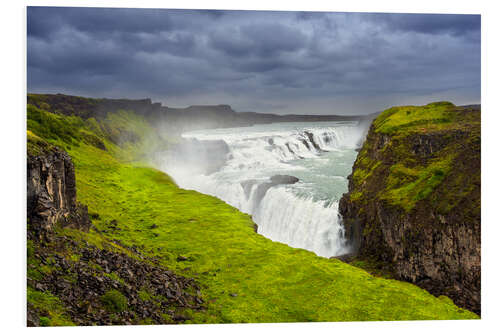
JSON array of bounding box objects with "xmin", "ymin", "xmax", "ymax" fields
[
  {"xmin": 27, "ymin": 131, "xmax": 91, "ymax": 238},
  {"xmin": 339, "ymin": 102, "xmax": 481, "ymax": 314}
]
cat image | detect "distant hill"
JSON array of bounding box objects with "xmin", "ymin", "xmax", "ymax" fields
[{"xmin": 27, "ymin": 93, "xmax": 373, "ymax": 133}]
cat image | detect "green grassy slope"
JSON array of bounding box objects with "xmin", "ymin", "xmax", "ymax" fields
[
  {"xmin": 27, "ymin": 103, "xmax": 478, "ymax": 323},
  {"xmin": 348, "ymin": 102, "xmax": 480, "ymax": 211}
]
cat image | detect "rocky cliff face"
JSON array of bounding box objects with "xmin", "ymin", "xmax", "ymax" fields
[
  {"xmin": 339, "ymin": 102, "xmax": 481, "ymax": 314},
  {"xmin": 27, "ymin": 144, "xmax": 90, "ymax": 237}
]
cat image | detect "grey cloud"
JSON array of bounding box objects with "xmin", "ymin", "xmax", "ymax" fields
[
  {"xmin": 27, "ymin": 7, "xmax": 480, "ymax": 115},
  {"xmin": 210, "ymin": 23, "xmax": 306, "ymax": 58},
  {"xmin": 369, "ymin": 13, "xmax": 480, "ymax": 36}
]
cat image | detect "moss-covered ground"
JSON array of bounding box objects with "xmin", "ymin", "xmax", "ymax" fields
[
  {"xmin": 27, "ymin": 103, "xmax": 478, "ymax": 324},
  {"xmin": 347, "ymin": 102, "xmax": 480, "ymax": 212},
  {"xmin": 373, "ymin": 101, "xmax": 458, "ymax": 135}
]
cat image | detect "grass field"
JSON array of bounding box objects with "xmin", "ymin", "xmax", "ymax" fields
[{"xmin": 27, "ymin": 104, "xmax": 478, "ymax": 324}]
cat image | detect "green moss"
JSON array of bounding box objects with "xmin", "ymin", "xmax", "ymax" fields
[
  {"xmin": 103, "ymin": 272, "xmax": 125, "ymax": 285},
  {"xmin": 27, "ymin": 130, "xmax": 54, "ymax": 156},
  {"xmin": 39, "ymin": 102, "xmax": 51, "ymax": 111},
  {"xmin": 27, "ymin": 104, "xmax": 84, "ymax": 144},
  {"xmin": 349, "ymin": 150, "xmax": 382, "ymax": 201},
  {"xmin": 27, "ymin": 239, "xmax": 34, "ymax": 258},
  {"xmin": 79, "ymin": 129, "xmax": 107, "ymax": 150},
  {"xmin": 27, "ymin": 240, "xmax": 44, "ymax": 281},
  {"xmin": 100, "ymin": 290, "xmax": 128, "ymax": 313},
  {"xmin": 27, "ymin": 287, "xmax": 74, "ymax": 326},
  {"xmin": 353, "ymin": 161, "xmax": 381, "ymax": 186},
  {"xmin": 349, "ymin": 191, "xmax": 363, "ymax": 201},
  {"xmin": 26, "ymin": 100, "xmax": 478, "ymax": 323},
  {"xmin": 27, "ymin": 93, "xmax": 49, "ymax": 107},
  {"xmin": 85, "ymin": 117, "xmax": 106, "ymax": 137},
  {"xmin": 373, "ymin": 101, "xmax": 456, "ymax": 135},
  {"xmin": 381, "ymin": 154, "xmax": 455, "ymax": 211},
  {"xmin": 345, "ymin": 102, "xmax": 480, "ymax": 212},
  {"xmin": 138, "ymin": 288, "xmax": 154, "ymax": 302},
  {"xmin": 349, "ymin": 260, "xmax": 394, "ymax": 279},
  {"xmin": 38, "ymin": 316, "xmax": 51, "ymax": 326},
  {"xmin": 438, "ymin": 295, "xmax": 455, "ymax": 305}
]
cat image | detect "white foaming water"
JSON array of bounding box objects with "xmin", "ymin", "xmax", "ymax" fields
[
  {"xmin": 157, "ymin": 121, "xmax": 366, "ymax": 258},
  {"xmin": 254, "ymin": 187, "xmax": 345, "ymax": 257}
]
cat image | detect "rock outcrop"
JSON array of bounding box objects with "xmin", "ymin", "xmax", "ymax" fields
[
  {"xmin": 240, "ymin": 174, "xmax": 300, "ymax": 213},
  {"xmin": 27, "ymin": 144, "xmax": 90, "ymax": 237},
  {"xmin": 339, "ymin": 103, "xmax": 481, "ymax": 314},
  {"xmin": 27, "ymin": 236, "xmax": 204, "ymax": 326},
  {"xmin": 26, "ymin": 139, "xmax": 205, "ymax": 326}
]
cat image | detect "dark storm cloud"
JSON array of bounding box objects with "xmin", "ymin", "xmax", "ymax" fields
[
  {"xmin": 27, "ymin": 7, "xmax": 481, "ymax": 115},
  {"xmin": 369, "ymin": 13, "xmax": 480, "ymax": 36},
  {"xmin": 28, "ymin": 7, "xmax": 174, "ymax": 38},
  {"xmin": 211, "ymin": 23, "xmax": 307, "ymax": 57}
]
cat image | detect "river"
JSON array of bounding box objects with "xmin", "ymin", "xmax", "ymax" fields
[{"xmin": 158, "ymin": 121, "xmax": 368, "ymax": 257}]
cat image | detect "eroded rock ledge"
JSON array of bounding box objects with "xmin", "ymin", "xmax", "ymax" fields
[{"xmin": 27, "ymin": 146, "xmax": 91, "ymax": 237}]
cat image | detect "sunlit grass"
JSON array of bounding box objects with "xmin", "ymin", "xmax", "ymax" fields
[{"xmin": 27, "ymin": 104, "xmax": 478, "ymax": 323}]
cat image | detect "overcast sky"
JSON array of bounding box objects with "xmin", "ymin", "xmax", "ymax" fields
[{"xmin": 27, "ymin": 7, "xmax": 480, "ymax": 115}]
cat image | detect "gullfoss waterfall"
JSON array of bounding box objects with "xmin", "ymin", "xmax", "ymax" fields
[{"xmin": 157, "ymin": 121, "xmax": 367, "ymax": 258}]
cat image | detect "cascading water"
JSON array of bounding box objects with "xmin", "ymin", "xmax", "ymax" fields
[{"xmin": 156, "ymin": 121, "xmax": 367, "ymax": 258}]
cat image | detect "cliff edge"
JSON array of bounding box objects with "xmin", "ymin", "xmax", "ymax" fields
[
  {"xmin": 27, "ymin": 131, "xmax": 91, "ymax": 238},
  {"xmin": 26, "ymin": 128, "xmax": 205, "ymax": 326},
  {"xmin": 339, "ymin": 102, "xmax": 481, "ymax": 314}
]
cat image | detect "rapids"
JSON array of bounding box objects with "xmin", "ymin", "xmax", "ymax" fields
[{"xmin": 157, "ymin": 121, "xmax": 368, "ymax": 257}]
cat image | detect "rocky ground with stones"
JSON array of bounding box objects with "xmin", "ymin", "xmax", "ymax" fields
[
  {"xmin": 27, "ymin": 231, "xmax": 205, "ymax": 326},
  {"xmin": 27, "ymin": 138, "xmax": 205, "ymax": 326}
]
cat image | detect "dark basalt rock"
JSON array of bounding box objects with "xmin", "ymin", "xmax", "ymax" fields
[
  {"xmin": 270, "ymin": 175, "xmax": 299, "ymax": 185},
  {"xmin": 27, "ymin": 234, "xmax": 205, "ymax": 326},
  {"xmin": 330, "ymin": 253, "xmax": 357, "ymax": 263},
  {"xmin": 26, "ymin": 145, "xmax": 203, "ymax": 326},
  {"xmin": 240, "ymin": 179, "xmax": 259, "ymax": 199},
  {"xmin": 27, "ymin": 147, "xmax": 91, "ymax": 238},
  {"xmin": 299, "ymin": 138, "xmax": 311, "ymax": 150},
  {"xmin": 303, "ymin": 131, "xmax": 327, "ymax": 152},
  {"xmin": 339, "ymin": 106, "xmax": 481, "ymax": 314},
  {"xmin": 242, "ymin": 175, "xmax": 300, "ymax": 213}
]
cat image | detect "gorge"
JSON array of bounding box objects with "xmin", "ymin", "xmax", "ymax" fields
[
  {"xmin": 26, "ymin": 94, "xmax": 480, "ymax": 325},
  {"xmin": 156, "ymin": 121, "xmax": 372, "ymax": 258}
]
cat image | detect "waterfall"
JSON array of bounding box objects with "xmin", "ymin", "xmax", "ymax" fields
[
  {"xmin": 156, "ymin": 122, "xmax": 366, "ymax": 258},
  {"xmin": 253, "ymin": 187, "xmax": 346, "ymax": 257}
]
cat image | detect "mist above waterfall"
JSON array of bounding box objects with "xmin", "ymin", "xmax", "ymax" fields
[{"xmin": 155, "ymin": 120, "xmax": 370, "ymax": 257}]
